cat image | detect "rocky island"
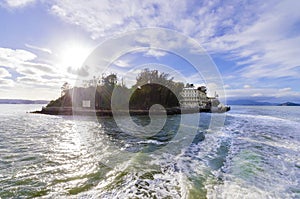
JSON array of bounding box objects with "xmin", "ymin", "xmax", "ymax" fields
[{"xmin": 33, "ymin": 69, "xmax": 230, "ymax": 116}]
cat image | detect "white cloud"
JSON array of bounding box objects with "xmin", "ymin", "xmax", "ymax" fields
[
  {"xmin": 15, "ymin": 63, "xmax": 56, "ymax": 76},
  {"xmin": 25, "ymin": 44, "xmax": 52, "ymax": 54},
  {"xmin": 279, "ymin": 87, "xmax": 292, "ymax": 92},
  {"xmin": 252, "ymin": 93, "xmax": 262, "ymax": 97},
  {"xmin": 144, "ymin": 49, "xmax": 167, "ymax": 58},
  {"xmin": 0, "ymin": 47, "xmax": 59, "ymax": 76},
  {"xmin": 3, "ymin": 0, "xmax": 35, "ymax": 8},
  {"xmin": 48, "ymin": 0, "xmax": 300, "ymax": 81},
  {"xmin": 67, "ymin": 65, "xmax": 89, "ymax": 77},
  {"xmin": 0, "ymin": 68, "xmax": 11, "ymax": 78},
  {"xmin": 114, "ymin": 60, "xmax": 130, "ymax": 67},
  {"xmin": 16, "ymin": 75, "xmax": 65, "ymax": 88},
  {"xmin": 0, "ymin": 78, "xmax": 14, "ymax": 87},
  {"xmin": 0, "ymin": 47, "xmax": 36, "ymax": 69},
  {"xmin": 226, "ymin": 86, "xmax": 300, "ymax": 99},
  {"xmin": 0, "ymin": 47, "xmax": 74, "ymax": 97},
  {"xmin": 50, "ymin": 1, "xmax": 136, "ymax": 38},
  {"xmin": 49, "ymin": 0, "xmax": 203, "ymax": 40},
  {"xmin": 243, "ymin": 85, "xmax": 252, "ymax": 89},
  {"xmin": 223, "ymin": 84, "xmax": 230, "ymax": 89},
  {"xmin": 209, "ymin": 0, "xmax": 300, "ymax": 79}
]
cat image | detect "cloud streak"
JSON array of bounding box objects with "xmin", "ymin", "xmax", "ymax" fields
[
  {"xmin": 2, "ymin": 0, "xmax": 35, "ymax": 8},
  {"xmin": 0, "ymin": 47, "xmax": 57, "ymax": 76},
  {"xmin": 25, "ymin": 44, "xmax": 52, "ymax": 54},
  {"xmin": 0, "ymin": 78, "xmax": 14, "ymax": 87},
  {"xmin": 0, "ymin": 68, "xmax": 11, "ymax": 78}
]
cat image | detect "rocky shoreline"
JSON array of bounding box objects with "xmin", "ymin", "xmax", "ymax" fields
[{"xmin": 31, "ymin": 106, "xmax": 229, "ymax": 116}]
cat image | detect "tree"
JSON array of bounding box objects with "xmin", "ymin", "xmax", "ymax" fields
[
  {"xmin": 102, "ymin": 73, "xmax": 117, "ymax": 87},
  {"xmin": 61, "ymin": 82, "xmax": 70, "ymax": 97},
  {"xmin": 94, "ymin": 73, "xmax": 120, "ymax": 109},
  {"xmin": 130, "ymin": 69, "xmax": 185, "ymax": 109},
  {"xmin": 135, "ymin": 69, "xmax": 174, "ymax": 87},
  {"xmin": 46, "ymin": 82, "xmax": 72, "ymax": 107},
  {"xmin": 48, "ymin": 69, "xmax": 184, "ymax": 110}
]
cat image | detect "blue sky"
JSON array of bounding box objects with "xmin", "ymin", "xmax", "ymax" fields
[{"xmin": 0, "ymin": 0, "xmax": 299, "ymax": 102}]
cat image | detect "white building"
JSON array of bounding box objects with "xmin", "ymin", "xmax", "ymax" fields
[{"xmin": 180, "ymin": 85, "xmax": 208, "ymax": 108}]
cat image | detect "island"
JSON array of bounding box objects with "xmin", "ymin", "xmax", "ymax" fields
[
  {"xmin": 278, "ymin": 102, "xmax": 300, "ymax": 106},
  {"xmin": 32, "ymin": 69, "xmax": 230, "ymax": 116}
]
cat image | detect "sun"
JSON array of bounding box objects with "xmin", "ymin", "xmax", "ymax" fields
[{"xmin": 60, "ymin": 42, "xmax": 91, "ymax": 70}]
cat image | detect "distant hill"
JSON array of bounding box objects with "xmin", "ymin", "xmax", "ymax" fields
[
  {"xmin": 228, "ymin": 99, "xmax": 300, "ymax": 106},
  {"xmin": 0, "ymin": 99, "xmax": 49, "ymax": 104},
  {"xmin": 278, "ymin": 102, "xmax": 300, "ymax": 106},
  {"xmin": 227, "ymin": 99, "xmax": 277, "ymax": 106}
]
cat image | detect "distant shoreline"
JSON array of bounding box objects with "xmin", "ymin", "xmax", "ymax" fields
[
  {"xmin": 227, "ymin": 100, "xmax": 300, "ymax": 106},
  {"xmin": 227, "ymin": 104, "xmax": 300, "ymax": 106},
  {"xmin": 0, "ymin": 99, "xmax": 49, "ymax": 104}
]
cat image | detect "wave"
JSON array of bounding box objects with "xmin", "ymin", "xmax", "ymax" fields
[
  {"xmin": 226, "ymin": 113, "xmax": 295, "ymax": 123},
  {"xmin": 137, "ymin": 140, "xmax": 166, "ymax": 145}
]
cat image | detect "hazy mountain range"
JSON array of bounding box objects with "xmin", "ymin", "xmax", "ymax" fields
[
  {"xmin": 227, "ymin": 99, "xmax": 300, "ymax": 106},
  {"xmin": 0, "ymin": 99, "xmax": 49, "ymax": 104}
]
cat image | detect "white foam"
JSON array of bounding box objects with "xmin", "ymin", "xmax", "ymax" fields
[
  {"xmin": 136, "ymin": 140, "xmax": 166, "ymax": 145},
  {"xmin": 207, "ymin": 178, "xmax": 286, "ymax": 199},
  {"xmin": 227, "ymin": 113, "xmax": 298, "ymax": 124}
]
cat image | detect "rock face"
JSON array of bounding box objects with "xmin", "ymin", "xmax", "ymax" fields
[
  {"xmin": 32, "ymin": 105, "xmax": 230, "ymax": 116},
  {"xmin": 32, "ymin": 107, "xmax": 183, "ymax": 116}
]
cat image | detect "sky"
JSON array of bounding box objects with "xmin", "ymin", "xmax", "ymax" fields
[{"xmin": 0, "ymin": 0, "xmax": 299, "ymax": 102}]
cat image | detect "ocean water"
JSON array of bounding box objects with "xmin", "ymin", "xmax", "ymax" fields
[{"xmin": 0, "ymin": 104, "xmax": 299, "ymax": 198}]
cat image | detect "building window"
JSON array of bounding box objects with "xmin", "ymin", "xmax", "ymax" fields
[{"xmin": 82, "ymin": 100, "xmax": 91, "ymax": 108}]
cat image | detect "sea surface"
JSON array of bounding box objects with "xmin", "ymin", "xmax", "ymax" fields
[{"xmin": 0, "ymin": 104, "xmax": 299, "ymax": 198}]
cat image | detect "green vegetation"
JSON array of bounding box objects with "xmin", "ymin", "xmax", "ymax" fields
[
  {"xmin": 46, "ymin": 69, "xmax": 184, "ymax": 110},
  {"xmin": 130, "ymin": 69, "xmax": 184, "ymax": 109},
  {"xmin": 46, "ymin": 94, "xmax": 72, "ymax": 108}
]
